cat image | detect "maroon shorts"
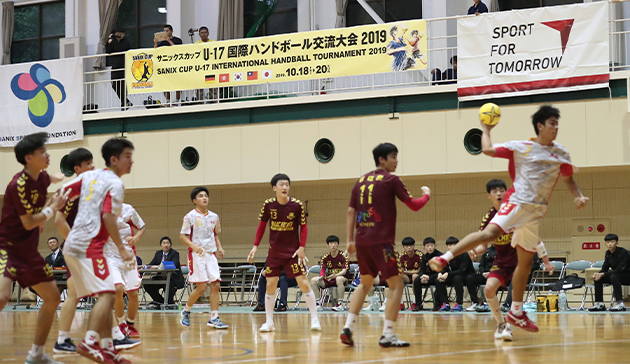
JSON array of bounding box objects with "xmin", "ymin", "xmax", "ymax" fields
[
  {"xmin": 265, "ymin": 255, "xmax": 306, "ymax": 278},
  {"xmin": 0, "ymin": 248, "xmax": 55, "ymax": 288},
  {"xmin": 488, "ymin": 264, "xmax": 516, "ymax": 287},
  {"xmin": 356, "ymin": 243, "xmax": 402, "ymax": 281},
  {"xmin": 321, "ymin": 276, "xmax": 344, "ymax": 288}
]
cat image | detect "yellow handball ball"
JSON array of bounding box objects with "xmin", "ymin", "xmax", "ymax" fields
[{"xmin": 479, "ymin": 103, "xmax": 501, "ymax": 126}]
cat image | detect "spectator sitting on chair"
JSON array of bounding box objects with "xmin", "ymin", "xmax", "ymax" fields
[
  {"xmin": 144, "ymin": 236, "xmax": 185, "ymax": 308},
  {"xmin": 431, "ymin": 68, "xmax": 442, "ymax": 85},
  {"xmin": 44, "ymin": 236, "xmax": 65, "ymax": 294},
  {"xmin": 466, "ymin": 244, "xmax": 495, "ymax": 311},
  {"xmin": 442, "ymin": 56, "xmax": 457, "ymax": 85},
  {"xmin": 310, "ymin": 235, "xmax": 348, "ymax": 312},
  {"xmin": 588, "ymin": 233, "xmax": 630, "ymax": 312},
  {"xmin": 106, "ymin": 27, "xmax": 132, "ymax": 109},
  {"xmin": 400, "ymin": 237, "xmax": 422, "ymax": 311},
  {"xmin": 436, "ymin": 237, "xmax": 474, "ymax": 312},
  {"xmin": 154, "ymin": 24, "xmax": 183, "ymax": 106},
  {"xmin": 413, "ymin": 237, "xmax": 448, "ymax": 311},
  {"xmin": 253, "ymin": 260, "xmax": 298, "ymax": 312},
  {"xmin": 468, "ymin": 0, "xmax": 488, "ymax": 15}
]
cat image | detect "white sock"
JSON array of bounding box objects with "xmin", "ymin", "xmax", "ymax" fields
[
  {"xmin": 344, "ymin": 313, "xmax": 357, "ymax": 330},
  {"xmin": 211, "ymin": 311, "xmax": 219, "ymax": 320},
  {"xmin": 401, "ymin": 296, "xmax": 404, "ymax": 304},
  {"xmin": 184, "ymin": 305, "xmax": 191, "ymax": 312},
  {"xmin": 57, "ymin": 331, "xmax": 69, "ymax": 345},
  {"xmin": 511, "ymin": 302, "xmax": 523, "ymax": 316},
  {"xmin": 85, "ymin": 330, "xmax": 99, "ymax": 345},
  {"xmin": 383, "ymin": 319, "xmax": 396, "ymax": 339},
  {"xmin": 303, "ymin": 289, "xmax": 318, "ymax": 319},
  {"xmin": 117, "ymin": 316, "xmax": 124, "ymax": 325},
  {"xmin": 112, "ymin": 326, "xmax": 125, "ymax": 341},
  {"xmin": 488, "ymin": 296, "xmax": 503, "ymax": 324},
  {"xmin": 265, "ymin": 294, "xmax": 275, "ymax": 323},
  {"xmin": 101, "ymin": 338, "xmax": 114, "ymax": 351},
  {"xmin": 442, "ymin": 251, "xmax": 454, "ymax": 261},
  {"xmin": 29, "ymin": 344, "xmax": 44, "ymax": 358}
]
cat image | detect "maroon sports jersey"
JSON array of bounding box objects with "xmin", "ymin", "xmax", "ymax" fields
[
  {"xmin": 401, "ymin": 249, "xmax": 423, "ymax": 271},
  {"xmin": 63, "ymin": 197, "xmax": 79, "ymax": 228},
  {"xmin": 481, "ymin": 207, "xmax": 516, "ymax": 269},
  {"xmin": 320, "ymin": 251, "xmax": 348, "ymax": 275},
  {"xmin": 0, "ymin": 171, "xmax": 51, "ymax": 257},
  {"xmin": 259, "ymin": 197, "xmax": 306, "ymax": 259},
  {"xmin": 349, "ymin": 169, "xmax": 412, "ymax": 246}
]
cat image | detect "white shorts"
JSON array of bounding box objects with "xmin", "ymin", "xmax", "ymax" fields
[
  {"xmin": 109, "ymin": 259, "xmax": 141, "ymax": 292},
  {"xmin": 188, "ymin": 251, "xmax": 221, "ymax": 283},
  {"xmin": 65, "ymin": 255, "xmax": 116, "ymax": 299},
  {"xmin": 490, "ymin": 202, "xmax": 547, "ymax": 253}
]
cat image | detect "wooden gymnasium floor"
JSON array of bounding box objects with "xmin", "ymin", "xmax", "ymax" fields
[{"xmin": 1, "ymin": 307, "xmax": 629, "ymax": 363}]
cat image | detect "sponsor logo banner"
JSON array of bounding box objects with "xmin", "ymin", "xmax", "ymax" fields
[
  {"xmin": 126, "ymin": 20, "xmax": 427, "ymax": 93},
  {"xmin": 457, "ymin": 2, "xmax": 609, "ymax": 101},
  {"xmin": 1, "ymin": 58, "xmax": 83, "ymax": 146}
]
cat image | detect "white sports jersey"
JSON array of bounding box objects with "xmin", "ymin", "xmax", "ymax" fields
[
  {"xmin": 494, "ymin": 139, "xmax": 574, "ymax": 206},
  {"xmin": 104, "ymin": 203, "xmax": 145, "ymax": 263},
  {"xmin": 180, "ymin": 208, "xmax": 219, "ymax": 252},
  {"xmin": 62, "ymin": 169, "xmax": 124, "ymax": 258}
]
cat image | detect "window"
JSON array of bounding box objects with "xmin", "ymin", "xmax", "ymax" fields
[
  {"xmin": 11, "ymin": 1, "xmax": 65, "ymax": 64},
  {"xmin": 347, "ymin": 0, "xmax": 422, "ymax": 27},
  {"xmin": 115, "ymin": 0, "xmax": 167, "ymax": 49},
  {"xmin": 498, "ymin": 0, "xmax": 583, "ymax": 11},
  {"xmin": 244, "ymin": 0, "xmax": 297, "ymax": 37}
]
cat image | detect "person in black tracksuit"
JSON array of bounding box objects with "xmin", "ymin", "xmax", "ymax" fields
[
  {"xmin": 413, "ymin": 237, "xmax": 448, "ymax": 311},
  {"xmin": 436, "ymin": 237, "xmax": 475, "ymax": 311},
  {"xmin": 466, "ymin": 245, "xmax": 496, "ymax": 309},
  {"xmin": 588, "ymin": 233, "xmax": 630, "ymax": 312},
  {"xmin": 106, "ymin": 27, "xmax": 132, "ymax": 108}
]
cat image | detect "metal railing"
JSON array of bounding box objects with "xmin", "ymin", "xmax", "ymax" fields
[{"xmin": 80, "ymin": 1, "xmax": 630, "ymax": 114}]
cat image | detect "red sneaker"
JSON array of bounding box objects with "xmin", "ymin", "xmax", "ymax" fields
[
  {"xmin": 507, "ymin": 311, "xmax": 539, "ymax": 332},
  {"xmin": 126, "ymin": 324, "xmax": 140, "ymax": 338},
  {"xmin": 428, "ymin": 256, "xmax": 448, "ymax": 272},
  {"xmin": 77, "ymin": 340, "xmax": 107, "ymax": 364},
  {"xmin": 119, "ymin": 322, "xmax": 131, "ymax": 337},
  {"xmin": 400, "ymin": 303, "xmax": 405, "ymax": 311},
  {"xmin": 103, "ymin": 347, "xmax": 132, "ymax": 364},
  {"xmin": 409, "ymin": 303, "xmax": 416, "ymax": 311}
]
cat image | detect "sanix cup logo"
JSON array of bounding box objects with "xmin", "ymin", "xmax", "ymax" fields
[
  {"xmin": 10, "ymin": 64, "xmax": 66, "ymax": 128},
  {"xmin": 131, "ymin": 52, "xmax": 154, "ymax": 89}
]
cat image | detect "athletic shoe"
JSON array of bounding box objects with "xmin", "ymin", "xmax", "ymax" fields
[
  {"xmin": 475, "ymin": 303, "xmax": 491, "ymax": 313},
  {"xmin": 76, "ymin": 341, "xmax": 107, "ymax": 364},
  {"xmin": 208, "ymin": 318, "xmax": 229, "ymax": 329},
  {"xmin": 379, "ymin": 303, "xmax": 386, "ymax": 311},
  {"xmin": 501, "ymin": 303, "xmax": 510, "ymax": 313},
  {"xmin": 400, "ymin": 303, "xmax": 406, "ymax": 311},
  {"xmin": 506, "ymin": 311, "xmax": 538, "ymax": 332},
  {"xmin": 438, "ymin": 303, "xmax": 451, "ymax": 312},
  {"xmin": 252, "ymin": 304, "xmax": 265, "ymax": 312},
  {"xmin": 332, "ymin": 303, "xmax": 345, "ymax": 312},
  {"xmin": 53, "ymin": 338, "xmax": 77, "ymax": 353},
  {"xmin": 274, "ymin": 303, "xmax": 288, "ymax": 312},
  {"xmin": 340, "ymin": 328, "xmax": 354, "ymax": 346},
  {"xmin": 103, "ymin": 347, "xmax": 131, "ymax": 364},
  {"xmin": 411, "ymin": 303, "xmax": 423, "ymax": 312},
  {"xmin": 466, "ymin": 303, "xmax": 479, "ymax": 312},
  {"xmin": 494, "ymin": 322, "xmax": 506, "ymax": 340},
  {"xmin": 431, "ymin": 305, "xmax": 441, "ymax": 312},
  {"xmin": 180, "ymin": 309, "xmax": 191, "ymax": 327},
  {"xmin": 378, "ymin": 335, "xmax": 410, "ymax": 348},
  {"xmin": 588, "ymin": 302, "xmax": 606, "ymax": 312},
  {"xmin": 362, "ymin": 305, "xmax": 372, "ymax": 311},
  {"xmin": 311, "ymin": 318, "xmax": 322, "ymax": 331},
  {"xmin": 113, "ymin": 337, "xmax": 142, "ymax": 350},
  {"xmin": 451, "ymin": 303, "xmax": 464, "ymax": 312},
  {"xmin": 501, "ymin": 323, "xmax": 513, "ymax": 341},
  {"xmin": 428, "ymin": 256, "xmax": 448, "ymax": 272},
  {"xmin": 259, "ymin": 321, "xmax": 275, "ymax": 332},
  {"xmin": 25, "ymin": 353, "xmax": 64, "ymax": 364},
  {"xmin": 126, "ymin": 324, "xmax": 140, "ymax": 339},
  {"xmin": 609, "ymin": 302, "xmax": 627, "ymax": 312}
]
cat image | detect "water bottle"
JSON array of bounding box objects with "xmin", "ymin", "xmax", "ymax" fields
[
  {"xmin": 370, "ymin": 295, "xmax": 380, "ymax": 311},
  {"xmin": 559, "ymin": 290, "xmax": 568, "ymax": 312}
]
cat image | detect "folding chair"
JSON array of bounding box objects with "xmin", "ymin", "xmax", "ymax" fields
[
  {"xmin": 178, "ymin": 266, "xmax": 192, "ymax": 305},
  {"xmin": 561, "ymin": 260, "xmax": 592, "ymax": 310},
  {"xmin": 248, "ymin": 269, "xmax": 265, "ymax": 307},
  {"xmin": 527, "ymin": 261, "xmax": 565, "ymax": 299},
  {"xmin": 225, "ymin": 265, "xmax": 257, "ymax": 305},
  {"xmin": 295, "ymin": 265, "xmax": 321, "ymax": 309}
]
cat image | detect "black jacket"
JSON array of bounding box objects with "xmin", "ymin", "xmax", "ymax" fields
[
  {"xmin": 448, "ymin": 252, "xmax": 475, "ymax": 277},
  {"xmin": 148, "ymin": 249, "xmax": 185, "ymax": 288},
  {"xmin": 106, "ymin": 37, "xmax": 131, "ymax": 69},
  {"xmin": 600, "ymin": 246, "xmax": 630, "ymax": 277},
  {"xmin": 45, "ymin": 249, "xmax": 65, "ymax": 268},
  {"xmin": 420, "ymin": 249, "xmax": 448, "ymax": 275},
  {"xmin": 478, "ymin": 246, "xmax": 496, "ymax": 274}
]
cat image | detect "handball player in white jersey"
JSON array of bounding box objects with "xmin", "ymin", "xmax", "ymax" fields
[
  {"xmin": 179, "ymin": 186, "xmax": 228, "ymax": 329},
  {"xmin": 429, "ymin": 105, "xmax": 589, "ymax": 332}
]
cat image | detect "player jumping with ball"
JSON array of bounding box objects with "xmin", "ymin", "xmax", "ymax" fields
[{"xmin": 429, "ymin": 105, "xmax": 589, "ymax": 332}]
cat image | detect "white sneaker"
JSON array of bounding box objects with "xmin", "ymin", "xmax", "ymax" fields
[
  {"xmin": 494, "ymin": 322, "xmax": 506, "ymax": 340},
  {"xmin": 501, "ymin": 323, "xmax": 513, "ymax": 341},
  {"xmin": 379, "ymin": 303, "xmax": 386, "ymax": 311},
  {"xmin": 311, "ymin": 318, "xmax": 322, "ymax": 331},
  {"xmin": 466, "ymin": 303, "xmax": 479, "ymax": 312},
  {"xmin": 259, "ymin": 321, "xmax": 275, "ymax": 332},
  {"xmin": 25, "ymin": 353, "xmax": 63, "ymax": 364},
  {"xmin": 332, "ymin": 303, "xmax": 345, "ymax": 312},
  {"xmin": 362, "ymin": 305, "xmax": 372, "ymax": 311}
]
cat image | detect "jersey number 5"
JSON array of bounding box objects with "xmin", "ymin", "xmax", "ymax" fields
[
  {"xmin": 359, "ymin": 184, "xmax": 374, "ymax": 204},
  {"xmin": 85, "ymin": 180, "xmax": 98, "ymax": 201}
]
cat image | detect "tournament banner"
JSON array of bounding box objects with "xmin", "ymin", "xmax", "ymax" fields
[
  {"xmin": 457, "ymin": 2, "xmax": 609, "ymax": 101},
  {"xmin": 1, "ymin": 58, "xmax": 84, "ymax": 147},
  {"xmin": 125, "ymin": 20, "xmax": 427, "ymax": 94}
]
